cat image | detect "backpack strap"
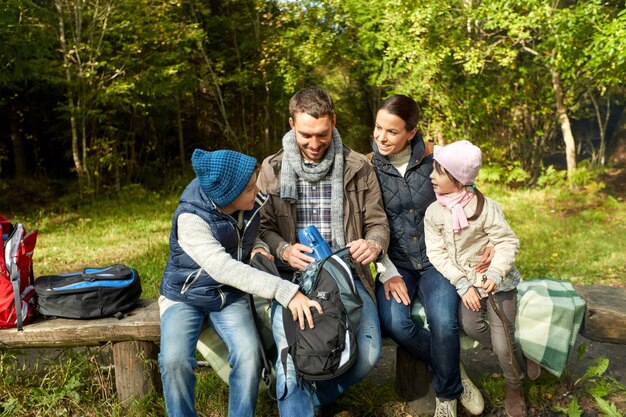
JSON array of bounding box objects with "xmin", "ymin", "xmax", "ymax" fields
[{"xmin": 10, "ymin": 263, "xmax": 24, "ymax": 331}]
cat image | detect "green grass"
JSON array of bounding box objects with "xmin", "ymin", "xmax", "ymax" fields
[{"xmin": 1, "ymin": 179, "xmax": 624, "ymax": 416}]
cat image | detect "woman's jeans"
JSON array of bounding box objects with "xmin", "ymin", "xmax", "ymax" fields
[
  {"xmin": 375, "ymin": 264, "xmax": 462, "ymax": 400},
  {"xmin": 459, "ymin": 289, "xmax": 524, "ymax": 387},
  {"xmin": 272, "ymin": 280, "xmax": 382, "ymax": 417},
  {"xmin": 159, "ymin": 298, "xmax": 262, "ymax": 417}
]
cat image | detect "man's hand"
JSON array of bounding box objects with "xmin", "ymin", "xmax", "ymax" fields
[
  {"xmin": 251, "ymin": 247, "xmax": 274, "ymax": 261},
  {"xmin": 287, "ymin": 292, "xmax": 323, "ymax": 329},
  {"xmin": 462, "ymin": 287, "xmax": 482, "ymax": 312},
  {"xmin": 347, "ymin": 239, "xmax": 381, "ymax": 264},
  {"xmin": 282, "ymin": 243, "xmax": 315, "ymax": 271},
  {"xmin": 474, "ymin": 246, "xmax": 495, "ymax": 273},
  {"xmin": 383, "ymin": 276, "xmax": 410, "ymax": 305}
]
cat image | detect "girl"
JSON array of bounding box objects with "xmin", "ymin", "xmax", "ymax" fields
[{"xmin": 424, "ymin": 140, "xmax": 539, "ymax": 417}]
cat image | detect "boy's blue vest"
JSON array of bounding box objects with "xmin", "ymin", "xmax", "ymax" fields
[{"xmin": 160, "ymin": 178, "xmax": 263, "ymax": 311}]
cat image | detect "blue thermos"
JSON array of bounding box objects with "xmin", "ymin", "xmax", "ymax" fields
[{"xmin": 298, "ymin": 225, "xmax": 333, "ymax": 261}]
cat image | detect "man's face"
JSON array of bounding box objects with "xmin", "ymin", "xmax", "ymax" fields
[{"xmin": 290, "ymin": 112, "xmax": 336, "ymax": 163}]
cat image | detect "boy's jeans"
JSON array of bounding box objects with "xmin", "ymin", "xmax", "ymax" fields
[
  {"xmin": 159, "ymin": 298, "xmax": 262, "ymax": 417},
  {"xmin": 272, "ymin": 280, "xmax": 381, "ymax": 417}
]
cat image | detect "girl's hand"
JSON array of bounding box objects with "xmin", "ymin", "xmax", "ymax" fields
[
  {"xmin": 251, "ymin": 247, "xmax": 274, "ymax": 261},
  {"xmin": 383, "ymin": 276, "xmax": 410, "ymax": 305},
  {"xmin": 481, "ymin": 277, "xmax": 497, "ymax": 294},
  {"xmin": 475, "ymin": 246, "xmax": 495, "ymax": 273},
  {"xmin": 462, "ymin": 287, "xmax": 482, "ymax": 312},
  {"xmin": 288, "ymin": 292, "xmax": 323, "ymax": 330}
]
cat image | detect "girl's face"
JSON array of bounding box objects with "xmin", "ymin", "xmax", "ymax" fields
[
  {"xmin": 430, "ymin": 166, "xmax": 463, "ymax": 195},
  {"xmin": 221, "ymin": 174, "xmax": 259, "ymax": 214},
  {"xmin": 374, "ymin": 109, "xmax": 417, "ymax": 156}
]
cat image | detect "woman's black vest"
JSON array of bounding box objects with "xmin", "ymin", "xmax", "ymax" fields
[{"xmin": 371, "ymin": 134, "xmax": 436, "ymax": 272}]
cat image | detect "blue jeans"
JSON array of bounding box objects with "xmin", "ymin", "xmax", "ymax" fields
[
  {"xmin": 158, "ymin": 298, "xmax": 262, "ymax": 417},
  {"xmin": 272, "ymin": 280, "xmax": 381, "ymax": 417},
  {"xmin": 376, "ymin": 264, "xmax": 462, "ymax": 400}
]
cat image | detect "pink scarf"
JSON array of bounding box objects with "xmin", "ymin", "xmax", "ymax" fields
[{"xmin": 436, "ymin": 190, "xmax": 474, "ymax": 233}]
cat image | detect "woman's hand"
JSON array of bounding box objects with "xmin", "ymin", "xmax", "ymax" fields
[
  {"xmin": 474, "ymin": 246, "xmax": 495, "ymax": 273},
  {"xmin": 287, "ymin": 292, "xmax": 323, "ymax": 329},
  {"xmin": 383, "ymin": 276, "xmax": 410, "ymax": 305},
  {"xmin": 282, "ymin": 243, "xmax": 315, "ymax": 271},
  {"xmin": 347, "ymin": 239, "xmax": 381, "ymax": 264},
  {"xmin": 462, "ymin": 287, "xmax": 482, "ymax": 312}
]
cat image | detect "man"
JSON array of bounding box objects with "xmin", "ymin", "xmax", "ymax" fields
[{"xmin": 257, "ymin": 87, "xmax": 390, "ymax": 416}]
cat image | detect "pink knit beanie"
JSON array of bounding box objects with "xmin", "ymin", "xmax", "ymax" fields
[{"xmin": 433, "ymin": 140, "xmax": 482, "ymax": 185}]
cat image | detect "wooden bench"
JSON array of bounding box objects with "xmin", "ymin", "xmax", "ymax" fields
[
  {"xmin": 1, "ymin": 284, "xmax": 622, "ymax": 410},
  {"xmin": 0, "ymin": 298, "xmax": 161, "ymax": 403}
]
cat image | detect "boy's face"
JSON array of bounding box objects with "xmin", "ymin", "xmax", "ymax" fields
[
  {"xmin": 289, "ymin": 112, "xmax": 336, "ymax": 163},
  {"xmin": 222, "ymin": 174, "xmax": 259, "ymax": 214}
]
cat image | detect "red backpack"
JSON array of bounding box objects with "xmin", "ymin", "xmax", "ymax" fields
[{"xmin": 0, "ymin": 215, "xmax": 38, "ymax": 330}]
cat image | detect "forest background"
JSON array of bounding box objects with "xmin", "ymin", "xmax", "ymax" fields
[
  {"xmin": 1, "ymin": 0, "xmax": 625, "ymax": 416},
  {"xmin": 2, "ymin": 0, "xmax": 626, "ymax": 189}
]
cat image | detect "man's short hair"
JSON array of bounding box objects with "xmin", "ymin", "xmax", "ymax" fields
[{"xmin": 289, "ymin": 87, "xmax": 335, "ymax": 120}]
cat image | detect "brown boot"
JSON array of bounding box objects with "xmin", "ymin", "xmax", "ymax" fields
[
  {"xmin": 526, "ymin": 357, "xmax": 541, "ymax": 381},
  {"xmin": 505, "ymin": 384, "xmax": 527, "ymax": 417}
]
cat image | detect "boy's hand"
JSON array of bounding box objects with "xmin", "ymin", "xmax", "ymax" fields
[
  {"xmin": 383, "ymin": 276, "xmax": 410, "ymax": 305},
  {"xmin": 462, "ymin": 287, "xmax": 482, "ymax": 312},
  {"xmin": 288, "ymin": 292, "xmax": 323, "ymax": 329},
  {"xmin": 251, "ymin": 247, "xmax": 274, "ymax": 261},
  {"xmin": 283, "ymin": 243, "xmax": 315, "ymax": 271}
]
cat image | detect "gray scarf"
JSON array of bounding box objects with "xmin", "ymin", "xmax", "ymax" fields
[{"xmin": 280, "ymin": 128, "xmax": 346, "ymax": 248}]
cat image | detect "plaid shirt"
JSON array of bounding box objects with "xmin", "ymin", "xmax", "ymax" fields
[{"xmin": 296, "ymin": 170, "xmax": 333, "ymax": 246}]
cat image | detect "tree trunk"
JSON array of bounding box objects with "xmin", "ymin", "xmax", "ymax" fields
[
  {"xmin": 550, "ymin": 67, "xmax": 576, "ymax": 183},
  {"xmin": 175, "ymin": 95, "xmax": 185, "ymax": 172},
  {"xmin": 55, "ymin": 0, "xmax": 84, "ymax": 185},
  {"xmin": 9, "ymin": 104, "xmax": 28, "ymax": 178}
]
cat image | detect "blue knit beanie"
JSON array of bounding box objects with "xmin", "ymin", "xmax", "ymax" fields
[{"xmin": 191, "ymin": 149, "xmax": 257, "ymax": 207}]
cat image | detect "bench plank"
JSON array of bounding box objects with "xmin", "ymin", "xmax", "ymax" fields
[
  {"xmin": 0, "ymin": 299, "xmax": 160, "ymax": 349},
  {"xmin": 574, "ymin": 284, "xmax": 626, "ymax": 344}
]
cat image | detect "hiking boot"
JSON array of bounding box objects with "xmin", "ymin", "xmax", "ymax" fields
[
  {"xmin": 526, "ymin": 357, "xmax": 541, "ymax": 381},
  {"xmin": 459, "ymin": 362, "xmax": 484, "ymax": 415},
  {"xmin": 505, "ymin": 384, "xmax": 527, "ymax": 417},
  {"xmin": 434, "ymin": 397, "xmax": 457, "ymax": 417}
]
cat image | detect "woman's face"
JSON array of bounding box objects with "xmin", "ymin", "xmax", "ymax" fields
[{"xmin": 374, "ymin": 109, "xmax": 417, "ymax": 156}]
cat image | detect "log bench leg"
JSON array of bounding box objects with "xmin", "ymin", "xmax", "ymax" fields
[
  {"xmin": 112, "ymin": 341, "xmax": 162, "ymax": 403},
  {"xmin": 395, "ymin": 346, "xmax": 436, "ymax": 416}
]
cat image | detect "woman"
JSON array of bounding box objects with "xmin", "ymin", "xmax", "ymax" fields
[{"xmin": 370, "ymin": 95, "xmax": 486, "ymax": 417}]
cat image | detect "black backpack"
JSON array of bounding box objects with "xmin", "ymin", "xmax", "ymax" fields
[
  {"xmin": 35, "ymin": 264, "xmax": 142, "ymax": 319},
  {"xmin": 280, "ymin": 247, "xmax": 363, "ymax": 382}
]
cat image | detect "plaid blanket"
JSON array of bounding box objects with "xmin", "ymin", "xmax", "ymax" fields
[
  {"xmin": 515, "ymin": 278, "xmax": 586, "ymax": 377},
  {"xmin": 411, "ymin": 278, "xmax": 586, "ymax": 377}
]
